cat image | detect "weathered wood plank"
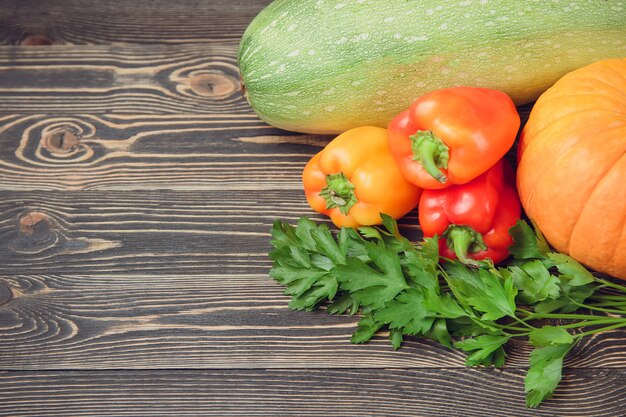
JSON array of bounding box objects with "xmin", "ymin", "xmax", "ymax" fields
[
  {"xmin": 0, "ymin": 181, "xmax": 509, "ymax": 276},
  {"xmin": 0, "ymin": 114, "xmax": 333, "ymax": 191},
  {"xmin": 0, "ymin": 44, "xmax": 251, "ymax": 114},
  {"xmin": 0, "ymin": 270, "xmax": 624, "ymax": 370},
  {"xmin": 0, "ymin": 0, "xmax": 271, "ymax": 45},
  {"xmin": 0, "ymin": 369, "xmax": 624, "ymax": 417},
  {"xmin": 0, "ymin": 190, "xmax": 335, "ymax": 274}
]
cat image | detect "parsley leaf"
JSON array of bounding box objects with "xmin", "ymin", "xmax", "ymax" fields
[
  {"xmin": 548, "ymin": 253, "xmax": 595, "ymax": 286},
  {"xmin": 424, "ymin": 318, "xmax": 453, "ymax": 348},
  {"xmin": 374, "ymin": 288, "xmax": 435, "ymax": 335},
  {"xmin": 270, "ymin": 220, "xmax": 339, "ymax": 310},
  {"xmin": 357, "ymin": 226, "xmax": 383, "ymax": 241},
  {"xmin": 310, "ymin": 223, "xmax": 346, "ymax": 265},
  {"xmin": 509, "ymin": 220, "xmax": 550, "ymax": 260},
  {"xmin": 351, "ymin": 315, "xmax": 383, "ymax": 344},
  {"xmin": 533, "ymin": 283, "xmax": 596, "ymax": 314},
  {"xmin": 529, "ymin": 326, "xmax": 574, "ymax": 347},
  {"xmin": 389, "ymin": 328, "xmax": 404, "ymax": 350},
  {"xmin": 326, "ymin": 293, "xmax": 360, "ymax": 316},
  {"xmin": 293, "ymin": 217, "xmax": 321, "ymax": 251},
  {"xmin": 455, "ymin": 334, "xmax": 510, "ymax": 367},
  {"xmin": 334, "ymin": 241, "xmax": 409, "ymax": 309},
  {"xmin": 269, "ymin": 264, "xmax": 337, "ymax": 310},
  {"xmin": 506, "ymin": 261, "xmax": 560, "ymax": 305},
  {"xmin": 444, "ymin": 263, "xmax": 517, "ymax": 320},
  {"xmin": 423, "ymin": 289, "xmax": 467, "ymax": 319},
  {"xmin": 403, "ymin": 248, "xmax": 440, "ymax": 291},
  {"xmin": 380, "ymin": 213, "xmax": 402, "ymax": 239},
  {"xmin": 525, "ymin": 343, "xmax": 573, "ymax": 408}
]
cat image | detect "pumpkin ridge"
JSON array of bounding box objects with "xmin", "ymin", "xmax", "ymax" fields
[
  {"xmin": 522, "ymin": 123, "xmax": 626, "ymax": 210},
  {"xmin": 522, "ymin": 128, "xmax": 625, "ymax": 254},
  {"xmin": 566, "ymin": 150, "xmax": 626, "ymax": 253},
  {"xmin": 568, "ymin": 152, "xmax": 626, "ymax": 277}
]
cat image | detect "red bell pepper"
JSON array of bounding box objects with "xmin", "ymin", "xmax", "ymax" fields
[
  {"xmin": 418, "ymin": 159, "xmax": 521, "ymax": 265},
  {"xmin": 387, "ymin": 87, "xmax": 520, "ymax": 189}
]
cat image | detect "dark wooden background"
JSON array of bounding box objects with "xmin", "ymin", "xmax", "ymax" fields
[{"xmin": 0, "ymin": 1, "xmax": 625, "ymax": 416}]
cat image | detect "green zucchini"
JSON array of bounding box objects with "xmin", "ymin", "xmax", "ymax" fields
[{"xmin": 238, "ymin": 0, "xmax": 626, "ymax": 134}]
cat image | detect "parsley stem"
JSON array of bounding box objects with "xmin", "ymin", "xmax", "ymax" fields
[
  {"xmin": 512, "ymin": 314, "xmax": 536, "ymax": 330},
  {"xmin": 518, "ymin": 311, "xmax": 618, "ymax": 321},
  {"xmin": 574, "ymin": 321, "xmax": 626, "ymax": 339},
  {"xmin": 589, "ymin": 294, "xmax": 626, "ymax": 302},
  {"xmin": 593, "ymin": 278, "xmax": 626, "ymax": 294},
  {"xmin": 587, "ymin": 301, "xmax": 626, "ymax": 309},
  {"xmin": 501, "ymin": 324, "xmax": 534, "ymax": 332},
  {"xmin": 564, "ymin": 297, "xmax": 626, "ymax": 315},
  {"xmin": 555, "ymin": 318, "xmax": 626, "ymax": 330}
]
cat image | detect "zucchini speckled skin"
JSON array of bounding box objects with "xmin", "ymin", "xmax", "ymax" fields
[{"xmin": 238, "ymin": 0, "xmax": 626, "ymax": 134}]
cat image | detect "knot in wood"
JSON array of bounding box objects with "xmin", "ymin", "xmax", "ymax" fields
[
  {"xmin": 43, "ymin": 127, "xmax": 80, "ymax": 154},
  {"xmin": 0, "ymin": 283, "xmax": 12, "ymax": 306},
  {"xmin": 20, "ymin": 34, "xmax": 53, "ymax": 46},
  {"xmin": 19, "ymin": 211, "xmax": 51, "ymax": 238},
  {"xmin": 189, "ymin": 73, "xmax": 237, "ymax": 98},
  {"xmin": 9, "ymin": 211, "xmax": 59, "ymax": 254}
]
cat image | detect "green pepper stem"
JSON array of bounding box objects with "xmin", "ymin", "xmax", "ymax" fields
[
  {"xmin": 409, "ymin": 130, "xmax": 449, "ymax": 183},
  {"xmin": 444, "ymin": 225, "xmax": 487, "ymax": 267},
  {"xmin": 319, "ymin": 172, "xmax": 358, "ymax": 215}
]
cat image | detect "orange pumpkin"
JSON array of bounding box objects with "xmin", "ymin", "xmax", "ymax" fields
[{"xmin": 517, "ymin": 58, "xmax": 626, "ymax": 280}]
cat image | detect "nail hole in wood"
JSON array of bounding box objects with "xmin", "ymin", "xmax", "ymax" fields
[
  {"xmin": 20, "ymin": 35, "xmax": 53, "ymax": 46},
  {"xmin": 190, "ymin": 73, "xmax": 237, "ymax": 98},
  {"xmin": 0, "ymin": 283, "xmax": 12, "ymax": 306},
  {"xmin": 43, "ymin": 128, "xmax": 80, "ymax": 154}
]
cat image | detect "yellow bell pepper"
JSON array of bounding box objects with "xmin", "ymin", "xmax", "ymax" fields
[{"xmin": 302, "ymin": 126, "xmax": 421, "ymax": 228}]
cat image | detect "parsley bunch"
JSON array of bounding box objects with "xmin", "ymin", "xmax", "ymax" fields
[{"xmin": 269, "ymin": 215, "xmax": 626, "ymax": 408}]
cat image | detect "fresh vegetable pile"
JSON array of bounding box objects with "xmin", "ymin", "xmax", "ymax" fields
[
  {"xmin": 239, "ymin": 1, "xmax": 626, "ymax": 407},
  {"xmin": 263, "ymin": 67, "xmax": 626, "ymax": 408},
  {"xmin": 270, "ymin": 215, "xmax": 626, "ymax": 407}
]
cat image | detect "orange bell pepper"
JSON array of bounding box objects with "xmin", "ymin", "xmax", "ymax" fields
[
  {"xmin": 303, "ymin": 126, "xmax": 421, "ymax": 228},
  {"xmin": 387, "ymin": 87, "xmax": 520, "ymax": 189}
]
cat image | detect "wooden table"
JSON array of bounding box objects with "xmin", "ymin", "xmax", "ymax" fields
[{"xmin": 0, "ymin": 1, "xmax": 624, "ymax": 416}]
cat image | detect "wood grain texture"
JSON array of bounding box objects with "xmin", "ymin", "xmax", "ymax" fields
[
  {"xmin": 0, "ymin": 270, "xmax": 625, "ymax": 370},
  {"xmin": 0, "ymin": 111, "xmax": 529, "ymax": 192},
  {"xmin": 0, "ymin": 369, "xmax": 625, "ymax": 417},
  {"xmin": 0, "ymin": 0, "xmax": 272, "ymax": 45},
  {"xmin": 0, "ymin": 114, "xmax": 332, "ymax": 191},
  {"xmin": 0, "ymin": 44, "xmax": 249, "ymax": 114},
  {"xmin": 0, "ymin": 189, "xmax": 332, "ymax": 274}
]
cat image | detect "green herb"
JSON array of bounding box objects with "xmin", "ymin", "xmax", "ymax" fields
[
  {"xmin": 268, "ymin": 216, "xmax": 626, "ymax": 408},
  {"xmin": 525, "ymin": 343, "xmax": 573, "ymax": 408}
]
